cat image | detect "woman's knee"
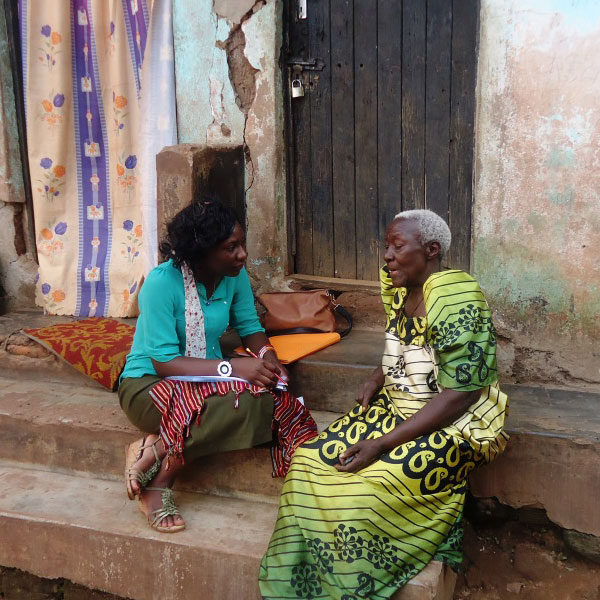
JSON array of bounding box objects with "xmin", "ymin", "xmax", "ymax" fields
[{"xmin": 118, "ymin": 376, "xmax": 162, "ymax": 433}]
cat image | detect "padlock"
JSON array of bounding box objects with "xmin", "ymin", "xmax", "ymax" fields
[{"xmin": 291, "ymin": 77, "xmax": 305, "ymax": 98}]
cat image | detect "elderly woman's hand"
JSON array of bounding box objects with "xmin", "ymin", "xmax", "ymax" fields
[
  {"xmin": 334, "ymin": 438, "xmax": 385, "ymax": 473},
  {"xmin": 356, "ymin": 366, "xmax": 384, "ymax": 412}
]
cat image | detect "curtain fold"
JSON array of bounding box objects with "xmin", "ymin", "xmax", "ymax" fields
[{"xmin": 19, "ymin": 0, "xmax": 176, "ymax": 316}]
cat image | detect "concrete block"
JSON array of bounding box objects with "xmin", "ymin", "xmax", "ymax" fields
[
  {"xmin": 391, "ymin": 561, "xmax": 456, "ymax": 600},
  {"xmin": 156, "ymin": 143, "xmax": 245, "ymax": 253},
  {"xmin": 0, "ymin": 375, "xmax": 335, "ymax": 501},
  {"xmin": 0, "ymin": 463, "xmax": 449, "ymax": 600}
]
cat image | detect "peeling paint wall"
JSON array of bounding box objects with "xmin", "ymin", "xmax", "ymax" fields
[
  {"xmin": 474, "ymin": 1, "xmax": 600, "ymax": 389},
  {"xmin": 0, "ymin": 12, "xmax": 37, "ymax": 314},
  {"xmin": 174, "ymin": 0, "xmax": 289, "ymax": 292}
]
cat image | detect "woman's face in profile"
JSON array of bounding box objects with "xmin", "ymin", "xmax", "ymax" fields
[
  {"xmin": 202, "ymin": 221, "xmax": 248, "ymax": 277},
  {"xmin": 383, "ymin": 219, "xmax": 429, "ymax": 288}
]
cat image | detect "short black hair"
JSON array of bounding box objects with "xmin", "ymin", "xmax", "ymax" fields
[{"xmin": 158, "ymin": 194, "xmax": 238, "ymax": 268}]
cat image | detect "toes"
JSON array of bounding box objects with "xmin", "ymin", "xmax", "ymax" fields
[{"xmin": 173, "ymin": 514, "xmax": 185, "ymax": 527}]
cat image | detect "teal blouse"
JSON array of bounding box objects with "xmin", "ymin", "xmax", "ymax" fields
[{"xmin": 121, "ymin": 260, "xmax": 264, "ymax": 379}]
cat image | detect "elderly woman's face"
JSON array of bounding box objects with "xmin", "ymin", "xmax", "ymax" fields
[{"xmin": 384, "ymin": 219, "xmax": 431, "ymax": 288}]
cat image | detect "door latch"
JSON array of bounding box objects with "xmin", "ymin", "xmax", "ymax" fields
[{"xmin": 287, "ymin": 57, "xmax": 325, "ymax": 71}]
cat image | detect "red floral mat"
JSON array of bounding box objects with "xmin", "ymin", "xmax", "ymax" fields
[{"xmin": 22, "ymin": 318, "xmax": 135, "ymax": 391}]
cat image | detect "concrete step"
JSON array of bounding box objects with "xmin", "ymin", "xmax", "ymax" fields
[
  {"xmin": 3, "ymin": 311, "xmax": 600, "ymax": 537},
  {"xmin": 0, "ymin": 376, "xmax": 338, "ymax": 501},
  {"xmin": 0, "ymin": 461, "xmax": 455, "ymax": 600},
  {"xmin": 283, "ymin": 332, "xmax": 600, "ymax": 538}
]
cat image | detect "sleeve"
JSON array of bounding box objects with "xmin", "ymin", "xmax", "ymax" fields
[
  {"xmin": 229, "ymin": 267, "xmax": 265, "ymax": 338},
  {"xmin": 424, "ymin": 270, "xmax": 498, "ymax": 391},
  {"xmin": 380, "ymin": 265, "xmax": 394, "ymax": 317},
  {"xmin": 138, "ymin": 269, "xmax": 182, "ymax": 363}
]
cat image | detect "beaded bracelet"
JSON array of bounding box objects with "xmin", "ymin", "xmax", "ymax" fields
[{"xmin": 258, "ymin": 344, "xmax": 276, "ymax": 359}]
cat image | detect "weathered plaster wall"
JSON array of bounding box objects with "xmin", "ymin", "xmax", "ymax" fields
[
  {"xmin": 474, "ymin": 1, "xmax": 600, "ymax": 389},
  {"xmin": 0, "ymin": 11, "xmax": 37, "ymax": 314},
  {"xmin": 174, "ymin": 0, "xmax": 288, "ymax": 292}
]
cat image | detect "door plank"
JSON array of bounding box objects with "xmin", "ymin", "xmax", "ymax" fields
[
  {"xmin": 354, "ymin": 0, "xmax": 379, "ymax": 280},
  {"xmin": 291, "ymin": 10, "xmax": 314, "ymax": 274},
  {"xmin": 331, "ymin": 0, "xmax": 356, "ymax": 278},
  {"xmin": 309, "ymin": 0, "xmax": 335, "ymax": 276},
  {"xmin": 448, "ymin": 0, "xmax": 478, "ymax": 271},
  {"xmin": 377, "ymin": 0, "xmax": 403, "ymax": 259},
  {"xmin": 401, "ymin": 0, "xmax": 426, "ymax": 211},
  {"xmin": 425, "ymin": 0, "xmax": 452, "ymax": 222}
]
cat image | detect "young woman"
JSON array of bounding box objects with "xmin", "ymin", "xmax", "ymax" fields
[{"xmin": 119, "ymin": 198, "xmax": 292, "ymax": 532}]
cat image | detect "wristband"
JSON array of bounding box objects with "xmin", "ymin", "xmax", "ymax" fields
[
  {"xmin": 258, "ymin": 344, "xmax": 276, "ymax": 359},
  {"xmin": 217, "ymin": 360, "xmax": 233, "ymax": 377}
]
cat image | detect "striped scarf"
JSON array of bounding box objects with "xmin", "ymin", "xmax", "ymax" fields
[{"xmin": 149, "ymin": 378, "xmax": 317, "ymax": 475}]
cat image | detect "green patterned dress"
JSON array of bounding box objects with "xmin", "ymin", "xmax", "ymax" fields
[{"xmin": 259, "ymin": 269, "xmax": 509, "ymax": 600}]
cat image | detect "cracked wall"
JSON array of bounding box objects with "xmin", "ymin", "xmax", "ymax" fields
[
  {"xmin": 174, "ymin": 0, "xmax": 288, "ymax": 292},
  {"xmin": 474, "ymin": 1, "xmax": 600, "ymax": 390},
  {"xmin": 0, "ymin": 11, "xmax": 36, "ymax": 314}
]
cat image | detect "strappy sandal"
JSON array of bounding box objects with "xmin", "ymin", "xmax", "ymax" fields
[
  {"xmin": 140, "ymin": 487, "xmax": 186, "ymax": 533},
  {"xmin": 125, "ymin": 437, "xmax": 162, "ymax": 500}
]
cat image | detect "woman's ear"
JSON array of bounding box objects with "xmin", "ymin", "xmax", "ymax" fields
[{"xmin": 426, "ymin": 241, "xmax": 441, "ymax": 260}]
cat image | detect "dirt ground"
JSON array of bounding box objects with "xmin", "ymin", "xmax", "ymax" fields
[{"xmin": 456, "ymin": 508, "xmax": 600, "ymax": 600}]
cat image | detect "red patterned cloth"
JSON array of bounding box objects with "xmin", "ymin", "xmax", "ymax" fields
[
  {"xmin": 22, "ymin": 318, "xmax": 135, "ymax": 390},
  {"xmin": 149, "ymin": 379, "xmax": 318, "ymax": 476}
]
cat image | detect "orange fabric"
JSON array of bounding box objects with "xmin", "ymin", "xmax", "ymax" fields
[
  {"xmin": 234, "ymin": 332, "xmax": 341, "ymax": 364},
  {"xmin": 23, "ymin": 318, "xmax": 134, "ymax": 390}
]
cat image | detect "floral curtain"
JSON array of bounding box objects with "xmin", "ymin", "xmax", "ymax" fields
[{"xmin": 19, "ymin": 0, "xmax": 176, "ymax": 316}]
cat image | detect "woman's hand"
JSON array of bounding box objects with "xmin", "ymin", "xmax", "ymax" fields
[
  {"xmin": 231, "ymin": 357, "xmax": 279, "ymax": 388},
  {"xmin": 264, "ymin": 359, "xmax": 290, "ymax": 384},
  {"xmin": 335, "ymin": 438, "xmax": 385, "ymax": 473},
  {"xmin": 356, "ymin": 366, "xmax": 384, "ymax": 412}
]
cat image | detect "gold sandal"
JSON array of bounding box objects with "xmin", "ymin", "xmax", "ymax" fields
[
  {"xmin": 125, "ymin": 437, "xmax": 162, "ymax": 500},
  {"xmin": 139, "ymin": 487, "xmax": 186, "ymax": 533}
]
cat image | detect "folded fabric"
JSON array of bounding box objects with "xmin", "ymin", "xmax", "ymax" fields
[
  {"xmin": 22, "ymin": 318, "xmax": 135, "ymax": 391},
  {"xmin": 149, "ymin": 378, "xmax": 318, "ymax": 476},
  {"xmin": 234, "ymin": 332, "xmax": 341, "ymax": 364}
]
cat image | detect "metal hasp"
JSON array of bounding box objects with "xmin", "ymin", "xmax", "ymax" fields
[{"xmin": 287, "ymin": 57, "xmax": 325, "ymax": 71}]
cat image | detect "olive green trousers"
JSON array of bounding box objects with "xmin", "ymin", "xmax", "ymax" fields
[{"xmin": 118, "ymin": 375, "xmax": 274, "ymax": 463}]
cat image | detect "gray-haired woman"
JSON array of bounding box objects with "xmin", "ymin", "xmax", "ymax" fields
[{"xmin": 259, "ymin": 209, "xmax": 509, "ymax": 598}]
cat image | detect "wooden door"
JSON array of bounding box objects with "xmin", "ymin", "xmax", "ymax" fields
[{"xmin": 286, "ymin": 0, "xmax": 479, "ymax": 280}]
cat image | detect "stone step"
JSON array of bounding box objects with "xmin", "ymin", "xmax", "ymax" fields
[
  {"xmin": 0, "ymin": 462, "xmax": 455, "ymax": 600},
  {"xmin": 0, "ymin": 376, "xmax": 339, "ymax": 501},
  {"xmin": 284, "ymin": 332, "xmax": 600, "ymax": 538},
  {"xmin": 3, "ymin": 311, "xmax": 600, "ymax": 537}
]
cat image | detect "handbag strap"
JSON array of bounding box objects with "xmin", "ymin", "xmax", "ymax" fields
[{"xmin": 333, "ymin": 303, "xmax": 353, "ymax": 338}]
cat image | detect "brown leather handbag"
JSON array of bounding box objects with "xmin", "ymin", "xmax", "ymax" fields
[{"xmin": 257, "ymin": 289, "xmax": 353, "ymax": 338}]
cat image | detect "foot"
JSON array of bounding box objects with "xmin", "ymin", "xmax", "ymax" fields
[
  {"xmin": 138, "ymin": 477, "xmax": 185, "ymax": 531},
  {"xmin": 127, "ymin": 435, "xmax": 167, "ymax": 497}
]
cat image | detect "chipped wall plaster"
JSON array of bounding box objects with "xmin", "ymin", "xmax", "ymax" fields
[
  {"xmin": 473, "ymin": 0, "xmax": 600, "ymax": 389},
  {"xmin": 174, "ymin": 0, "xmax": 289, "ymax": 292}
]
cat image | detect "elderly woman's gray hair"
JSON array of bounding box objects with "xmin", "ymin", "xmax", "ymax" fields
[{"xmin": 394, "ymin": 209, "xmax": 451, "ymax": 260}]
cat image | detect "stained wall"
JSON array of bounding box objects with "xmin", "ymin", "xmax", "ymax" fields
[
  {"xmin": 173, "ymin": 0, "xmax": 289, "ymax": 293},
  {"xmin": 473, "ymin": 0, "xmax": 600, "ymax": 389},
  {"xmin": 0, "ymin": 10, "xmax": 36, "ymax": 314}
]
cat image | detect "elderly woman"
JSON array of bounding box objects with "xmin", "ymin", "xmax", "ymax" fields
[
  {"xmin": 259, "ymin": 209, "xmax": 508, "ymax": 599},
  {"xmin": 119, "ymin": 198, "xmax": 315, "ymax": 533}
]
